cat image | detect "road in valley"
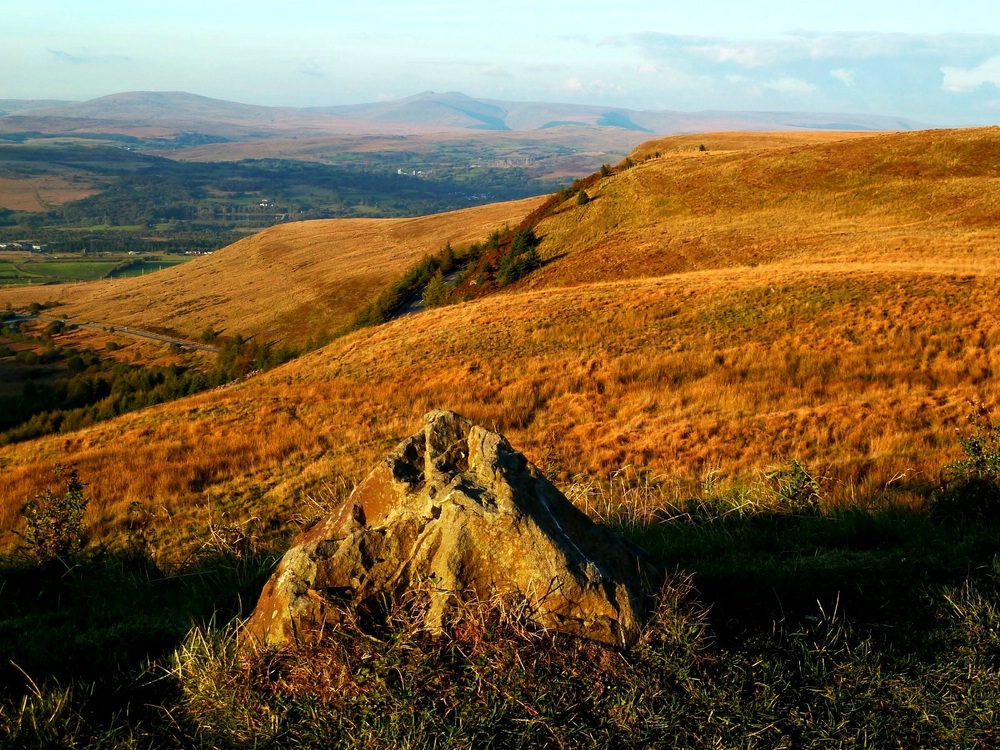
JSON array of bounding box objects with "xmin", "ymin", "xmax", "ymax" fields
[{"xmin": 8, "ymin": 315, "xmax": 220, "ymax": 354}]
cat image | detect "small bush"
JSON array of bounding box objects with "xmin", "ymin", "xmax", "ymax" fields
[
  {"xmin": 18, "ymin": 467, "xmax": 89, "ymax": 564},
  {"xmin": 15, "ymin": 350, "xmax": 39, "ymax": 366},
  {"xmin": 766, "ymin": 459, "xmax": 823, "ymax": 514},
  {"xmin": 576, "ymin": 190, "xmax": 590, "ymax": 205},
  {"xmin": 422, "ymin": 270, "xmax": 449, "ymax": 308},
  {"xmin": 933, "ymin": 403, "xmax": 1000, "ymax": 521}
]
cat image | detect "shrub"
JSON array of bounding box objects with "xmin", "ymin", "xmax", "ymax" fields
[
  {"xmin": 766, "ymin": 459, "xmax": 823, "ymax": 514},
  {"xmin": 576, "ymin": 190, "xmax": 590, "ymax": 205},
  {"xmin": 422, "ymin": 270, "xmax": 449, "ymax": 309},
  {"xmin": 18, "ymin": 467, "xmax": 89, "ymax": 564},
  {"xmin": 933, "ymin": 404, "xmax": 1000, "ymax": 521},
  {"xmin": 16, "ymin": 350, "xmax": 39, "ymax": 366}
]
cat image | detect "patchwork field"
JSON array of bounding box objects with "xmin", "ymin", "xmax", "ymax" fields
[{"xmin": 0, "ymin": 175, "xmax": 102, "ymax": 211}]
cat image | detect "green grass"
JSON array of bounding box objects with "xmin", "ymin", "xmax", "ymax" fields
[
  {"xmin": 19, "ymin": 260, "xmax": 121, "ymax": 281},
  {"xmin": 107, "ymin": 258, "xmax": 191, "ymax": 279},
  {"xmin": 0, "ymin": 258, "xmax": 121, "ymax": 285},
  {"xmin": 0, "ymin": 255, "xmax": 190, "ymax": 285}
]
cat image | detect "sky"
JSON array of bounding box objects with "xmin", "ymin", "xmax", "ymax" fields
[{"xmin": 4, "ymin": 1, "xmax": 1000, "ymax": 126}]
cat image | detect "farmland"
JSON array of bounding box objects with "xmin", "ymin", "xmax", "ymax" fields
[{"xmin": 0, "ymin": 251, "xmax": 192, "ymax": 286}]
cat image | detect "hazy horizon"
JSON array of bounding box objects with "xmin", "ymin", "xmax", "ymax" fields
[{"xmin": 5, "ymin": 1, "xmax": 1000, "ymax": 127}]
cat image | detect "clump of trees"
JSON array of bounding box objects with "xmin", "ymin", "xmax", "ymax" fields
[
  {"xmin": 353, "ymin": 242, "xmax": 461, "ymax": 327},
  {"xmin": 496, "ymin": 228, "xmax": 542, "ymax": 287},
  {"xmin": 0, "ymin": 328, "xmax": 294, "ymax": 446}
]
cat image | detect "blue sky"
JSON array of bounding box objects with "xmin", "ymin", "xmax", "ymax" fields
[{"xmin": 5, "ymin": 1, "xmax": 1000, "ymax": 125}]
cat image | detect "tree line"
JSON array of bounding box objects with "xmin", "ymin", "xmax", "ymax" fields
[{"xmin": 0, "ymin": 319, "xmax": 293, "ymax": 445}]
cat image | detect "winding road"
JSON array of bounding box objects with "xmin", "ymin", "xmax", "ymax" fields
[{"xmin": 8, "ymin": 315, "xmax": 219, "ymax": 354}]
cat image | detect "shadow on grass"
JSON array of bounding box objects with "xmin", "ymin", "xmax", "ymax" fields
[
  {"xmin": 616, "ymin": 503, "xmax": 1000, "ymax": 651},
  {"xmin": 4, "ymin": 502, "xmax": 1000, "ymax": 748},
  {"xmin": 0, "ymin": 545, "xmax": 280, "ymax": 720}
]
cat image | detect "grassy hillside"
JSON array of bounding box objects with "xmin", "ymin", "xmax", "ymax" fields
[
  {"xmin": 527, "ymin": 128, "xmax": 1000, "ymax": 287},
  {"xmin": 0, "ymin": 196, "xmax": 543, "ymax": 345},
  {"xmin": 7, "ymin": 128, "xmax": 1000, "ymax": 747},
  {"xmin": 1, "ymin": 128, "xmax": 998, "ymax": 548},
  {"xmin": 3, "ymin": 129, "xmax": 1000, "ymax": 548}
]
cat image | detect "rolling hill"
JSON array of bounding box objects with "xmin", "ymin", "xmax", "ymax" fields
[
  {"xmin": 1, "ymin": 127, "xmax": 998, "ymax": 558},
  {"xmin": 1, "ymin": 90, "xmax": 928, "ymax": 143},
  {"xmin": 0, "ymin": 196, "xmax": 544, "ymax": 345},
  {"xmin": 314, "ymin": 91, "xmax": 927, "ymax": 133}
]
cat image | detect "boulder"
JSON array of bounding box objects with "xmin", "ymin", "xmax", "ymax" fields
[{"xmin": 244, "ymin": 410, "xmax": 662, "ymax": 648}]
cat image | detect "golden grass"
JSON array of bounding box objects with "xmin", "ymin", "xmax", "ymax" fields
[
  {"xmin": 1, "ymin": 263, "xmax": 994, "ymax": 556},
  {"xmin": 630, "ymin": 130, "xmax": 880, "ymax": 160},
  {"xmin": 531, "ymin": 127, "xmax": 1000, "ymax": 287},
  {"xmin": 0, "ymin": 197, "xmax": 544, "ymax": 345},
  {"xmin": 2, "ymin": 127, "xmax": 999, "ymax": 557}
]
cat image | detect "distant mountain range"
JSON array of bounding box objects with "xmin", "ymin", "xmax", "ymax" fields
[{"xmin": 0, "ymin": 90, "xmax": 930, "ymax": 142}]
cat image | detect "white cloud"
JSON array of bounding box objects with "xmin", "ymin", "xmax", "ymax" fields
[
  {"xmin": 942, "ymin": 55, "xmax": 1000, "ymax": 92},
  {"xmin": 830, "ymin": 68, "xmax": 855, "ymax": 87},
  {"xmin": 617, "ymin": 30, "xmax": 1000, "ymax": 123},
  {"xmin": 701, "ymin": 44, "xmax": 773, "ymax": 67},
  {"xmin": 764, "ymin": 76, "xmax": 816, "ymax": 95},
  {"xmin": 633, "ymin": 31, "xmax": 1000, "ymax": 69},
  {"xmin": 637, "ymin": 63, "xmax": 659, "ymax": 75},
  {"xmin": 562, "ymin": 77, "xmax": 627, "ymax": 97}
]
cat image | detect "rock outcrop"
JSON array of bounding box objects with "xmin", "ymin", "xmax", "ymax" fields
[{"xmin": 244, "ymin": 410, "xmax": 662, "ymax": 648}]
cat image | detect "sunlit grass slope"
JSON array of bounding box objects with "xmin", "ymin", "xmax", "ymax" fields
[
  {"xmin": 3, "ymin": 128, "xmax": 1000, "ymax": 556},
  {"xmin": 528, "ymin": 127, "xmax": 1000, "ymax": 287},
  {"xmin": 0, "ymin": 196, "xmax": 543, "ymax": 344}
]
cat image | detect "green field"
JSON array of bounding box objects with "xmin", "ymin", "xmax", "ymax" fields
[
  {"xmin": 0, "ymin": 258, "xmax": 119, "ymax": 285},
  {"xmin": 0, "ymin": 255, "xmax": 191, "ymax": 285},
  {"xmin": 107, "ymin": 257, "xmax": 191, "ymax": 279}
]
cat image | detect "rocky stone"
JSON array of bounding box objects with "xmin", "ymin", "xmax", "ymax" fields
[{"xmin": 244, "ymin": 410, "xmax": 662, "ymax": 648}]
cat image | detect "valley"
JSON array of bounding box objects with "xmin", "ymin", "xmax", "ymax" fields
[
  {"xmin": 4, "ymin": 125, "xmax": 1000, "ymax": 747},
  {"xmin": 3, "ymin": 125, "xmax": 997, "ymax": 564}
]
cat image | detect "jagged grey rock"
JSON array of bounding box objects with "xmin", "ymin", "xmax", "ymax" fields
[{"xmin": 244, "ymin": 410, "xmax": 662, "ymax": 648}]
